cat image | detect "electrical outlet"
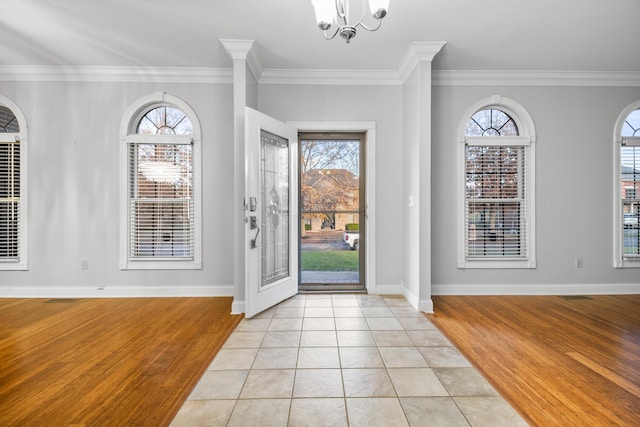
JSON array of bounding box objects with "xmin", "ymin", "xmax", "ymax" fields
[
  {"xmin": 81, "ymin": 260, "xmax": 89, "ymax": 270},
  {"xmin": 575, "ymin": 257, "xmax": 583, "ymax": 268}
]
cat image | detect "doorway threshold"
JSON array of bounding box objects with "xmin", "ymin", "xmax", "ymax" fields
[
  {"xmin": 298, "ymin": 283, "xmax": 365, "ymax": 293},
  {"xmin": 298, "ymin": 287, "xmax": 367, "ymax": 294}
]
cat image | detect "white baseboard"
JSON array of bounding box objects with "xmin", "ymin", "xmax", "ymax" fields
[
  {"xmin": 373, "ymin": 284, "xmax": 404, "ymax": 295},
  {"xmin": 418, "ymin": 299, "xmax": 434, "ymax": 313},
  {"xmin": 432, "ymin": 283, "xmax": 640, "ymax": 296},
  {"xmin": 400, "ymin": 286, "xmax": 434, "ymax": 313},
  {"xmin": 0, "ymin": 285, "xmax": 235, "ymax": 298},
  {"xmin": 231, "ymin": 300, "xmax": 245, "ymax": 315},
  {"xmin": 376, "ymin": 284, "xmax": 434, "ymax": 314},
  {"xmin": 402, "ymin": 287, "xmax": 419, "ymax": 310}
]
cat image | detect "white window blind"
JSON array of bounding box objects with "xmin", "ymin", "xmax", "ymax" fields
[
  {"xmin": 465, "ymin": 143, "xmax": 527, "ymax": 259},
  {"xmin": 0, "ymin": 136, "xmax": 20, "ymax": 262},
  {"xmin": 621, "ymin": 140, "xmax": 640, "ymax": 259},
  {"xmin": 128, "ymin": 138, "xmax": 194, "ymax": 260}
]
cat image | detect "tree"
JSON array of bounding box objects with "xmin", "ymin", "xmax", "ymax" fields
[
  {"xmin": 301, "ymin": 140, "xmax": 359, "ymax": 175},
  {"xmin": 300, "ymin": 139, "xmax": 360, "ymax": 230}
]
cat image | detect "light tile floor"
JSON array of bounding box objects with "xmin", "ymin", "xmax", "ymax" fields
[{"xmin": 171, "ymin": 294, "xmax": 529, "ymax": 427}]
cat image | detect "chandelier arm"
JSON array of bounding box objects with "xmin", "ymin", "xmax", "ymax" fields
[
  {"xmin": 342, "ymin": 0, "xmax": 369, "ymax": 31},
  {"xmin": 336, "ymin": 0, "xmax": 346, "ymax": 19},
  {"xmin": 335, "ymin": 0, "xmax": 349, "ymax": 27},
  {"xmin": 358, "ymin": 18, "xmax": 383, "ymax": 32},
  {"xmin": 323, "ymin": 27, "xmax": 341, "ymax": 40}
]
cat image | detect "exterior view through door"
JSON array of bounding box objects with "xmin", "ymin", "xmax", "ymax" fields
[{"xmin": 299, "ymin": 133, "xmax": 365, "ymax": 292}]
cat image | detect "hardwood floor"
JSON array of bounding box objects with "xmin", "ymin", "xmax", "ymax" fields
[
  {"xmin": 428, "ymin": 295, "xmax": 640, "ymax": 427},
  {"xmin": 0, "ymin": 297, "xmax": 242, "ymax": 426}
]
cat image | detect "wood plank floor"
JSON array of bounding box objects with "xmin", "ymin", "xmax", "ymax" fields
[
  {"xmin": 0, "ymin": 297, "xmax": 242, "ymax": 427},
  {"xmin": 428, "ymin": 295, "xmax": 640, "ymax": 427}
]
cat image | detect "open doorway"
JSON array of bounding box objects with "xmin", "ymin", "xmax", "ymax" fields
[{"xmin": 298, "ymin": 132, "xmax": 365, "ymax": 292}]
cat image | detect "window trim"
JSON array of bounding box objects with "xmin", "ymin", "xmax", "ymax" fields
[
  {"xmin": 0, "ymin": 95, "xmax": 28, "ymax": 271},
  {"xmin": 119, "ymin": 92, "xmax": 202, "ymax": 270},
  {"xmin": 457, "ymin": 95, "xmax": 536, "ymax": 269},
  {"xmin": 613, "ymin": 100, "xmax": 640, "ymax": 268}
]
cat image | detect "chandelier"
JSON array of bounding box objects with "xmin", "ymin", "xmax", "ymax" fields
[{"xmin": 311, "ymin": 0, "xmax": 390, "ymax": 43}]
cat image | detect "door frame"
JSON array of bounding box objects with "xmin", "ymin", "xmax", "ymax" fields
[
  {"xmin": 298, "ymin": 132, "xmax": 366, "ymax": 292},
  {"xmin": 289, "ymin": 121, "xmax": 377, "ymax": 295}
]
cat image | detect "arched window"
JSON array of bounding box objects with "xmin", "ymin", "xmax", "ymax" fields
[
  {"xmin": 120, "ymin": 93, "xmax": 201, "ymax": 270},
  {"xmin": 0, "ymin": 97, "xmax": 28, "ymax": 270},
  {"xmin": 613, "ymin": 102, "xmax": 640, "ymax": 268},
  {"xmin": 465, "ymin": 108, "xmax": 519, "ymax": 136},
  {"xmin": 457, "ymin": 96, "xmax": 536, "ymax": 269}
]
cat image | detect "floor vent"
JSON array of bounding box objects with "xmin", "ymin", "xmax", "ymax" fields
[
  {"xmin": 558, "ymin": 295, "xmax": 592, "ymax": 301},
  {"xmin": 44, "ymin": 298, "xmax": 78, "ymax": 303}
]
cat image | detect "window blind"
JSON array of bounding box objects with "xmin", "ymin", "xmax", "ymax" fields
[
  {"xmin": 128, "ymin": 140, "xmax": 193, "ymax": 260},
  {"xmin": 0, "ymin": 137, "xmax": 20, "ymax": 261},
  {"xmin": 621, "ymin": 141, "xmax": 640, "ymax": 259},
  {"xmin": 465, "ymin": 145, "xmax": 526, "ymax": 259}
]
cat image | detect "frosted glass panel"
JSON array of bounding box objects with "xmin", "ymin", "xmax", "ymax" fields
[{"xmin": 261, "ymin": 131, "xmax": 289, "ymax": 287}]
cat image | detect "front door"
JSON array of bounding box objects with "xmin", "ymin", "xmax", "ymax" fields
[
  {"xmin": 244, "ymin": 107, "xmax": 298, "ymax": 318},
  {"xmin": 299, "ymin": 133, "xmax": 366, "ymax": 291}
]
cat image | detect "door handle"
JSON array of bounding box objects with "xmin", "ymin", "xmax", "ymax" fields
[{"xmin": 250, "ymin": 226, "xmax": 260, "ymax": 249}]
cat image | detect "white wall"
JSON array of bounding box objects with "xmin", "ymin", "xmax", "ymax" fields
[
  {"xmin": 432, "ymin": 85, "xmax": 640, "ymax": 294},
  {"xmin": 0, "ymin": 81, "xmax": 236, "ymax": 296},
  {"xmin": 258, "ymin": 84, "xmax": 405, "ymax": 289}
]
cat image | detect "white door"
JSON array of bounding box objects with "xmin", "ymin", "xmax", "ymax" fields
[{"xmin": 245, "ymin": 107, "xmax": 298, "ymax": 318}]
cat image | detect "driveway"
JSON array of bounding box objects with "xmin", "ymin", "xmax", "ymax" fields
[{"xmin": 301, "ymin": 230, "xmax": 348, "ymax": 251}]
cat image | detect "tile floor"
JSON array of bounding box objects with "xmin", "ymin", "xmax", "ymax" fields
[{"xmin": 171, "ymin": 294, "xmax": 528, "ymax": 427}]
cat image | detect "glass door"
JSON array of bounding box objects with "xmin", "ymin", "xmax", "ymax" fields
[
  {"xmin": 245, "ymin": 107, "xmax": 298, "ymax": 317},
  {"xmin": 299, "ymin": 133, "xmax": 365, "ymax": 291}
]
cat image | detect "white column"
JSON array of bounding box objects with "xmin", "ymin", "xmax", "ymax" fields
[
  {"xmin": 399, "ymin": 42, "xmax": 446, "ymax": 313},
  {"xmin": 220, "ymin": 39, "xmax": 255, "ymax": 314}
]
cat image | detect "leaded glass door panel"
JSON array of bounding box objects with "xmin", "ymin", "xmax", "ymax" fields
[{"xmin": 245, "ymin": 107, "xmax": 298, "ymax": 318}]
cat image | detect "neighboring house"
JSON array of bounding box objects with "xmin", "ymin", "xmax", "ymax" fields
[{"xmin": 301, "ymin": 169, "xmax": 359, "ymax": 232}]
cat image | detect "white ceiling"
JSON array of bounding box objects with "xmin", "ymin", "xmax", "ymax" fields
[{"xmin": 1, "ymin": 0, "xmax": 639, "ymax": 73}]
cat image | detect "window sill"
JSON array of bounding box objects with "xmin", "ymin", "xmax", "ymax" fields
[
  {"xmin": 613, "ymin": 259, "xmax": 640, "ymax": 269},
  {"xmin": 0, "ymin": 262, "xmax": 28, "ymax": 271},
  {"xmin": 120, "ymin": 259, "xmax": 202, "ymax": 270},
  {"xmin": 458, "ymin": 259, "xmax": 536, "ymax": 269}
]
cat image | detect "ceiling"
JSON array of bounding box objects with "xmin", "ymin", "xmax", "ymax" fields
[{"xmin": 1, "ymin": 0, "xmax": 639, "ymax": 73}]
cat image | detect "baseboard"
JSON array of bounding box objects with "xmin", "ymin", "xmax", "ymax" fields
[
  {"xmin": 0, "ymin": 285, "xmax": 235, "ymax": 298},
  {"xmin": 432, "ymin": 283, "xmax": 640, "ymax": 296},
  {"xmin": 402, "ymin": 287, "xmax": 419, "ymax": 310},
  {"xmin": 418, "ymin": 299, "xmax": 434, "ymax": 313},
  {"xmin": 231, "ymin": 299, "xmax": 245, "ymax": 315},
  {"xmin": 372, "ymin": 284, "xmax": 404, "ymax": 295}
]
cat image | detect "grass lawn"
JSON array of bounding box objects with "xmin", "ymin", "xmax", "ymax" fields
[{"xmin": 301, "ymin": 250, "xmax": 358, "ymax": 271}]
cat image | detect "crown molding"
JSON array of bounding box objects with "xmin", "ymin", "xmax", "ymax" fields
[
  {"xmin": 398, "ymin": 42, "xmax": 447, "ymax": 83},
  {"xmin": 259, "ymin": 68, "xmax": 401, "ymax": 85},
  {"xmin": 1, "ymin": 65, "xmax": 638, "ymax": 87},
  {"xmin": 219, "ymin": 39, "xmax": 255, "ymax": 60},
  {"xmin": 0, "ymin": 65, "xmax": 232, "ymax": 83},
  {"xmin": 219, "ymin": 39, "xmax": 264, "ymax": 82},
  {"xmin": 433, "ymin": 70, "xmax": 640, "ymax": 87}
]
